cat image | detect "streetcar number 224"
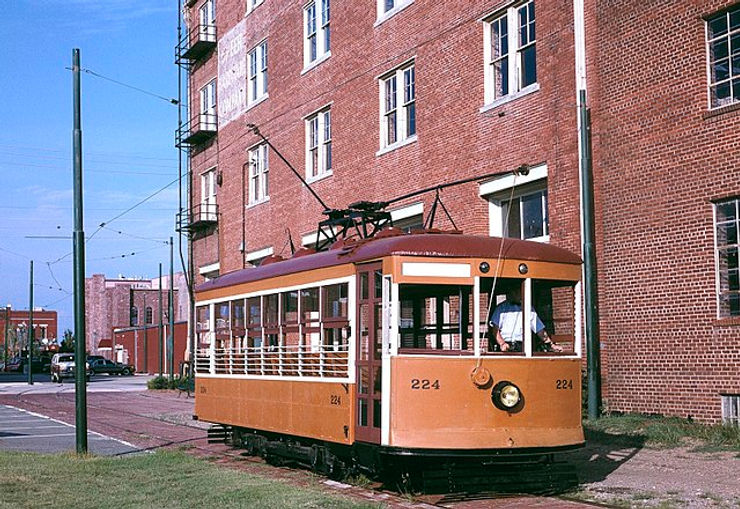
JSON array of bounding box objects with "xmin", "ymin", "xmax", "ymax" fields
[
  {"xmin": 411, "ymin": 379, "xmax": 440, "ymax": 390},
  {"xmin": 556, "ymin": 379, "xmax": 574, "ymax": 390}
]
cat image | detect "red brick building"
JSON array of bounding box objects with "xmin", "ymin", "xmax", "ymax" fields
[
  {"xmin": 177, "ymin": 0, "xmax": 739, "ymax": 422},
  {"xmin": 85, "ymin": 273, "xmax": 189, "ymax": 355},
  {"xmin": 1, "ymin": 307, "xmax": 58, "ymax": 358},
  {"xmin": 105, "ymin": 322, "xmax": 188, "ymax": 375}
]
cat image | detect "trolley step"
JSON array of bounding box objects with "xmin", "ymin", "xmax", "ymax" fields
[{"xmin": 207, "ymin": 425, "xmax": 232, "ymax": 444}]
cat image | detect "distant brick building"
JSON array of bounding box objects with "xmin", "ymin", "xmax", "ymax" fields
[
  {"xmin": 176, "ymin": 0, "xmax": 739, "ymax": 422},
  {"xmin": 84, "ymin": 273, "xmax": 189, "ymax": 354},
  {"xmin": 0, "ymin": 307, "xmax": 58, "ymax": 358}
]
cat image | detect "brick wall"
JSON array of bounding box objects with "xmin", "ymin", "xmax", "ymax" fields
[{"xmin": 589, "ymin": 0, "xmax": 740, "ymax": 422}]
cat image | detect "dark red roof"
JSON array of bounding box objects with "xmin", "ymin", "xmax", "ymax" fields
[{"xmin": 196, "ymin": 233, "xmax": 581, "ymax": 294}]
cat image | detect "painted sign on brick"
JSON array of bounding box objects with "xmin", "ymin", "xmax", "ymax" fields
[{"xmin": 217, "ymin": 19, "xmax": 246, "ymax": 129}]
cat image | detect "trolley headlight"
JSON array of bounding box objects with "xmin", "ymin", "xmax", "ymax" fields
[{"xmin": 492, "ymin": 381, "xmax": 523, "ymax": 411}]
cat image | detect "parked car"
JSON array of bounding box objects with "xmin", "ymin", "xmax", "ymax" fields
[
  {"xmin": 5, "ymin": 357, "xmax": 23, "ymax": 372},
  {"xmin": 89, "ymin": 358, "xmax": 134, "ymax": 376},
  {"xmin": 50, "ymin": 353, "xmax": 91, "ymax": 383}
]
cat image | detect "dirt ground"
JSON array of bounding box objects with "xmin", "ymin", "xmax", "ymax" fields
[{"xmin": 1, "ymin": 389, "xmax": 738, "ymax": 508}]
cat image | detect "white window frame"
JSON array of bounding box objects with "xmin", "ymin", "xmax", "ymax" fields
[
  {"xmin": 713, "ymin": 198, "xmax": 740, "ymax": 318},
  {"xmin": 199, "ymin": 79, "xmax": 217, "ymax": 130},
  {"xmin": 199, "ymin": 0, "xmax": 216, "ymax": 41},
  {"xmin": 248, "ymin": 143, "xmax": 269, "ymax": 206},
  {"xmin": 246, "ymin": 246, "xmax": 274, "ymax": 267},
  {"xmin": 375, "ymin": 0, "xmax": 414, "ymax": 27},
  {"xmin": 305, "ymin": 107, "xmax": 332, "ymax": 182},
  {"xmin": 705, "ymin": 6, "xmax": 740, "ymax": 109},
  {"xmin": 199, "ymin": 262, "xmax": 220, "ymax": 281},
  {"xmin": 482, "ymin": 0, "xmax": 539, "ymax": 109},
  {"xmin": 246, "ymin": 0, "xmax": 263, "ymax": 15},
  {"xmin": 248, "ymin": 40, "xmax": 268, "ymax": 106},
  {"xmin": 200, "ymin": 167, "xmax": 218, "ymax": 221},
  {"xmin": 390, "ymin": 202, "xmax": 423, "ymax": 232},
  {"xmin": 378, "ymin": 61, "xmax": 416, "ymax": 155},
  {"xmin": 479, "ymin": 164, "xmax": 549, "ymax": 242},
  {"xmin": 303, "ymin": 0, "xmax": 331, "ymax": 72}
]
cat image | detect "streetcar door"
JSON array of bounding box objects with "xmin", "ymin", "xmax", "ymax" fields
[{"xmin": 355, "ymin": 262, "xmax": 382, "ymax": 444}]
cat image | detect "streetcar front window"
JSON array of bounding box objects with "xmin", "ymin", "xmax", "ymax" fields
[
  {"xmin": 398, "ymin": 284, "xmax": 474, "ymax": 354},
  {"xmin": 480, "ymin": 277, "xmax": 577, "ymax": 356}
]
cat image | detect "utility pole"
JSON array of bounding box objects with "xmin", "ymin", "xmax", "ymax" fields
[
  {"xmin": 579, "ymin": 89, "xmax": 602, "ymax": 420},
  {"xmin": 143, "ymin": 292, "xmax": 148, "ymax": 373},
  {"xmin": 72, "ymin": 48, "xmax": 88, "ymax": 453},
  {"xmin": 3, "ymin": 304, "xmax": 9, "ymax": 372},
  {"xmin": 27, "ymin": 261, "xmax": 34, "ymax": 385},
  {"xmin": 168, "ymin": 237, "xmax": 175, "ymax": 381},
  {"xmin": 158, "ymin": 263, "xmax": 163, "ymax": 377}
]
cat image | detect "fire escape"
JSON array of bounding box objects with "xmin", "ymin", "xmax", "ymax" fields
[{"xmin": 175, "ymin": 13, "xmax": 218, "ymax": 234}]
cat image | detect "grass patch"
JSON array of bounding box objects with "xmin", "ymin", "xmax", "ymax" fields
[
  {"xmin": 584, "ymin": 413, "xmax": 740, "ymax": 451},
  {"xmin": 0, "ymin": 450, "xmax": 383, "ymax": 509}
]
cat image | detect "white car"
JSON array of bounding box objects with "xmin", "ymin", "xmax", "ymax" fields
[{"xmin": 50, "ymin": 353, "xmax": 91, "ymax": 383}]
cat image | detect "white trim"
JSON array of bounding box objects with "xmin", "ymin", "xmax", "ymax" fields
[
  {"xmin": 401, "ymin": 262, "xmax": 471, "ymax": 278},
  {"xmin": 374, "ymin": 0, "xmax": 414, "ymax": 27},
  {"xmin": 381, "ymin": 275, "xmax": 393, "ymax": 446},
  {"xmin": 197, "ymin": 275, "xmax": 354, "ymax": 306},
  {"xmin": 713, "ymin": 203, "xmax": 721, "ymax": 319},
  {"xmin": 305, "ymin": 171, "xmax": 333, "ymax": 184},
  {"xmin": 479, "ymin": 163, "xmax": 547, "ymax": 196},
  {"xmin": 245, "ymin": 93, "xmax": 269, "ymax": 112},
  {"xmin": 199, "ymin": 262, "xmax": 220, "ymax": 275},
  {"xmin": 574, "ymin": 280, "xmax": 583, "ymax": 357},
  {"xmin": 246, "ymin": 246, "xmax": 273, "ymax": 262},
  {"xmin": 301, "ymin": 51, "xmax": 331, "ymax": 75},
  {"xmin": 245, "ymin": 0, "xmax": 264, "ymax": 15},
  {"xmin": 196, "ymin": 373, "xmax": 352, "ymax": 383},
  {"xmin": 479, "ymin": 83, "xmax": 540, "ymax": 113},
  {"xmin": 376, "ymin": 135, "xmax": 417, "ymax": 157},
  {"xmin": 523, "ymin": 278, "xmax": 533, "ymax": 357},
  {"xmin": 245, "ymin": 196, "xmax": 270, "ymax": 209},
  {"xmin": 389, "ymin": 202, "xmax": 423, "ymax": 222},
  {"xmin": 473, "ymin": 276, "xmax": 481, "ymax": 356}
]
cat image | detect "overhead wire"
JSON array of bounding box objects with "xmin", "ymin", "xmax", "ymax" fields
[{"xmin": 70, "ymin": 67, "xmax": 179, "ymax": 106}]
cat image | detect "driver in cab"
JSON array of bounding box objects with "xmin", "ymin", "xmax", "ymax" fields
[{"xmin": 489, "ymin": 286, "xmax": 563, "ymax": 353}]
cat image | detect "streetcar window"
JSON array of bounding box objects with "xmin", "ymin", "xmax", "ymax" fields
[
  {"xmin": 323, "ymin": 283, "xmax": 348, "ymax": 319},
  {"xmin": 215, "ymin": 302, "xmax": 230, "ymax": 331},
  {"xmin": 264, "ymin": 294, "xmax": 278, "ymax": 326},
  {"xmin": 532, "ymin": 279, "xmax": 576, "ymax": 356},
  {"xmin": 196, "ymin": 306, "xmax": 211, "ymax": 346},
  {"xmin": 282, "ymin": 290, "xmax": 299, "ymax": 324},
  {"xmin": 301, "ymin": 287, "xmax": 320, "ymax": 325},
  {"xmin": 399, "ymin": 284, "xmax": 474, "ymax": 353},
  {"xmin": 480, "ymin": 278, "xmax": 524, "ymax": 355},
  {"xmin": 231, "ymin": 299, "xmax": 245, "ymax": 330},
  {"xmin": 246, "ymin": 297, "xmax": 262, "ymax": 349}
]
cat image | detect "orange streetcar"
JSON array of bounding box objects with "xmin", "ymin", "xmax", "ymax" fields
[{"xmin": 193, "ymin": 230, "xmax": 584, "ymax": 478}]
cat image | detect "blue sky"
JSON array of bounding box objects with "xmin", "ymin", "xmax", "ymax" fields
[{"xmin": 0, "ymin": 1, "xmax": 184, "ymax": 333}]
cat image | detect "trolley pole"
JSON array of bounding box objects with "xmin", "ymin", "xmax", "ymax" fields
[
  {"xmin": 27, "ymin": 261, "xmax": 34, "ymax": 386},
  {"xmin": 158, "ymin": 263, "xmax": 163, "ymax": 377},
  {"xmin": 72, "ymin": 48, "xmax": 88, "ymax": 453},
  {"xmin": 579, "ymin": 89, "xmax": 602, "ymax": 420},
  {"xmin": 168, "ymin": 237, "xmax": 175, "ymax": 381}
]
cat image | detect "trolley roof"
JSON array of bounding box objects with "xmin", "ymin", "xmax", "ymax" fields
[{"xmin": 195, "ymin": 233, "xmax": 581, "ymax": 295}]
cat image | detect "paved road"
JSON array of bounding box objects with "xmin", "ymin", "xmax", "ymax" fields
[
  {"xmin": 0, "ymin": 372, "xmax": 151, "ymax": 395},
  {"xmin": 0, "ymin": 403, "xmax": 141, "ymax": 455}
]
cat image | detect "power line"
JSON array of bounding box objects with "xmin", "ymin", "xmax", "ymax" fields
[
  {"xmin": 0, "ymin": 245, "xmax": 31, "ymax": 260},
  {"xmin": 68, "ymin": 67, "xmax": 179, "ymax": 105},
  {"xmin": 0, "ymin": 142, "xmax": 177, "ymax": 162},
  {"xmin": 98, "ymin": 225, "xmax": 170, "ymax": 244}
]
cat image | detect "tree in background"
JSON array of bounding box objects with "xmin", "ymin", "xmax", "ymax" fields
[{"xmin": 60, "ymin": 329, "xmax": 75, "ymax": 353}]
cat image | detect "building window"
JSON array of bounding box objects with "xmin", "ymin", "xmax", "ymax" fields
[
  {"xmin": 199, "ymin": 0, "xmax": 216, "ymax": 41},
  {"xmin": 201, "ymin": 168, "xmax": 217, "ymax": 221},
  {"xmin": 480, "ymin": 164, "xmax": 549, "ymax": 242},
  {"xmin": 722, "ymin": 394, "xmax": 740, "ymax": 425},
  {"xmin": 130, "ymin": 307, "xmax": 139, "ymax": 327},
  {"xmin": 248, "ymin": 41, "xmax": 268, "ymax": 105},
  {"xmin": 377, "ymin": 0, "xmax": 413, "ymax": 23},
  {"xmin": 706, "ymin": 5, "xmax": 740, "ymax": 109},
  {"xmin": 380, "ymin": 62, "xmax": 416, "ymax": 151},
  {"xmin": 715, "ymin": 198, "xmax": 740, "ymax": 317},
  {"xmin": 246, "ymin": 247, "xmax": 273, "ymax": 267},
  {"xmin": 248, "ymin": 143, "xmax": 269, "ymax": 204},
  {"xmin": 145, "ymin": 307, "xmax": 153, "ymax": 325},
  {"xmin": 390, "ymin": 202, "xmax": 424, "ymax": 232},
  {"xmin": 200, "ymin": 79, "xmax": 217, "ymax": 129},
  {"xmin": 246, "ymin": 0, "xmax": 263, "ymax": 14},
  {"xmin": 304, "ymin": 0, "xmax": 330, "ymax": 68},
  {"xmin": 483, "ymin": 0, "xmax": 537, "ymax": 105},
  {"xmin": 306, "ymin": 108, "xmax": 332, "ymax": 180}
]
